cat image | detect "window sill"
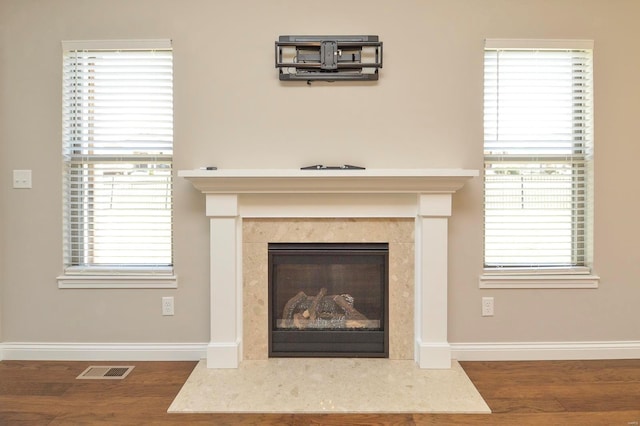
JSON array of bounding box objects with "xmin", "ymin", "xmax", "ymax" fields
[
  {"xmin": 479, "ymin": 269, "xmax": 599, "ymax": 289},
  {"xmin": 57, "ymin": 274, "xmax": 178, "ymax": 289}
]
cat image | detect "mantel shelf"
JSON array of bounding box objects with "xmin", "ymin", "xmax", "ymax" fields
[{"xmin": 178, "ymin": 168, "xmax": 479, "ymax": 194}]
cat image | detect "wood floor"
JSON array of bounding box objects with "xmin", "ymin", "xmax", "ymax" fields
[{"xmin": 1, "ymin": 359, "xmax": 639, "ymax": 425}]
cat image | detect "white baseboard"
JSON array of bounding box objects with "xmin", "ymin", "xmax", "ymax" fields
[
  {"xmin": 2, "ymin": 341, "xmax": 638, "ymax": 362},
  {"xmin": 0, "ymin": 342, "xmax": 207, "ymax": 361},
  {"xmin": 451, "ymin": 340, "xmax": 640, "ymax": 361}
]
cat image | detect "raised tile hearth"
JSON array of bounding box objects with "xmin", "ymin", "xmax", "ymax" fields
[
  {"xmin": 168, "ymin": 358, "xmax": 491, "ymax": 413},
  {"xmin": 179, "ymin": 168, "xmax": 478, "ymax": 369}
]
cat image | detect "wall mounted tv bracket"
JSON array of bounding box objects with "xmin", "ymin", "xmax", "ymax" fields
[{"xmin": 275, "ymin": 35, "xmax": 383, "ymax": 82}]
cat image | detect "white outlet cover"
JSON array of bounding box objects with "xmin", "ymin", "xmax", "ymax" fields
[
  {"xmin": 162, "ymin": 296, "xmax": 174, "ymax": 315},
  {"xmin": 482, "ymin": 296, "xmax": 494, "ymax": 316}
]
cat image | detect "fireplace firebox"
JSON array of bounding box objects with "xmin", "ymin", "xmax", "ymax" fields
[{"xmin": 268, "ymin": 242, "xmax": 389, "ymax": 358}]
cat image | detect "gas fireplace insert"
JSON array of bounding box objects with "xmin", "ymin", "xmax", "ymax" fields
[{"xmin": 268, "ymin": 242, "xmax": 389, "ymax": 357}]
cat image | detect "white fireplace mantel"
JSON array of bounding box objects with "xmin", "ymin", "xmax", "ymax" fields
[
  {"xmin": 179, "ymin": 168, "xmax": 478, "ymax": 369},
  {"xmin": 179, "ymin": 168, "xmax": 477, "ymax": 194}
]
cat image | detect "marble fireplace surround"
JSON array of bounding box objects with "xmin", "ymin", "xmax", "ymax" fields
[{"xmin": 179, "ymin": 168, "xmax": 478, "ymax": 369}]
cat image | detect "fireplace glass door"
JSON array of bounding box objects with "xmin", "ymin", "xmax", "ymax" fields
[{"xmin": 268, "ymin": 243, "xmax": 389, "ymax": 357}]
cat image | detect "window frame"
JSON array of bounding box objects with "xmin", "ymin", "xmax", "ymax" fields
[
  {"xmin": 480, "ymin": 39, "xmax": 599, "ymax": 289},
  {"xmin": 57, "ymin": 39, "xmax": 176, "ymax": 289}
]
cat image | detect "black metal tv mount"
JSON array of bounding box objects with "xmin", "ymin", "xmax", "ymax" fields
[{"xmin": 275, "ymin": 35, "xmax": 383, "ymax": 82}]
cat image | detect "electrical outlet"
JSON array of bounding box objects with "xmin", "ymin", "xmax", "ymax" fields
[
  {"xmin": 162, "ymin": 296, "xmax": 174, "ymax": 316},
  {"xmin": 482, "ymin": 297, "xmax": 494, "ymax": 316}
]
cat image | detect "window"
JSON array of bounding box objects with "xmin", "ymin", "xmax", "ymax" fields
[
  {"xmin": 481, "ymin": 39, "xmax": 598, "ymax": 288},
  {"xmin": 59, "ymin": 40, "xmax": 175, "ymax": 288}
]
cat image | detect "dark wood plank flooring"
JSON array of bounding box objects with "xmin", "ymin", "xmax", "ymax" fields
[{"xmin": 1, "ymin": 359, "xmax": 639, "ymax": 425}]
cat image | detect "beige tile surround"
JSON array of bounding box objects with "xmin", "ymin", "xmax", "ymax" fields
[{"xmin": 242, "ymin": 218, "xmax": 414, "ymax": 360}]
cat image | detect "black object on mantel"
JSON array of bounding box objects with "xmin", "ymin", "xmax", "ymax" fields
[{"xmin": 301, "ymin": 164, "xmax": 366, "ymax": 170}]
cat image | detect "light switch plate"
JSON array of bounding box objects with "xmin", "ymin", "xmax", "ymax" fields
[{"xmin": 13, "ymin": 170, "xmax": 32, "ymax": 189}]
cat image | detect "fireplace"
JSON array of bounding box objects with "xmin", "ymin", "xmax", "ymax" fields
[
  {"xmin": 269, "ymin": 242, "xmax": 389, "ymax": 357},
  {"xmin": 178, "ymin": 168, "xmax": 478, "ymax": 369}
]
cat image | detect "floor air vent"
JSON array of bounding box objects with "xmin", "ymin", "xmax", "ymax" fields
[{"xmin": 76, "ymin": 366, "xmax": 135, "ymax": 380}]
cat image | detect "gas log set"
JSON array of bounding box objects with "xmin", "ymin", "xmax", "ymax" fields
[{"xmin": 278, "ymin": 287, "xmax": 379, "ymax": 330}]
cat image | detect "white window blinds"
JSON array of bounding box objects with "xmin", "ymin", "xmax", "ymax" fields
[
  {"xmin": 483, "ymin": 40, "xmax": 594, "ymax": 269},
  {"xmin": 62, "ymin": 40, "xmax": 173, "ymax": 274}
]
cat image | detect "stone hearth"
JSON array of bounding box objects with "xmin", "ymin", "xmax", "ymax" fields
[{"xmin": 179, "ymin": 168, "xmax": 478, "ymax": 369}]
